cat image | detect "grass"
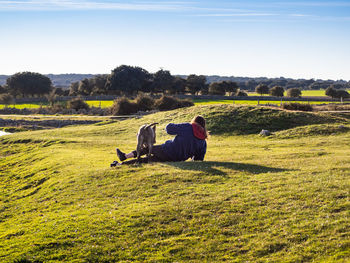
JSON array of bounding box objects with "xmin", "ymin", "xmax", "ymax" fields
[
  {"xmin": 0, "ymin": 105, "xmax": 350, "ymax": 262},
  {"xmin": 85, "ymin": 100, "xmax": 114, "ymax": 108},
  {"xmin": 193, "ymin": 99, "xmax": 338, "ymax": 106},
  {"xmin": 0, "ymin": 101, "xmax": 113, "ymax": 110},
  {"xmin": 0, "ymin": 103, "xmax": 48, "ymax": 109},
  {"xmin": 248, "ymin": 90, "xmax": 329, "ymax": 97},
  {"xmin": 0, "ymin": 91, "xmax": 344, "ymax": 110}
]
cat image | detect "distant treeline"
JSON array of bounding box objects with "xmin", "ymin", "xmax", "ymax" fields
[
  {"xmin": 1, "ymin": 65, "xmax": 350, "ymax": 100},
  {"xmin": 1, "ymin": 72, "xmax": 349, "ymax": 91},
  {"xmin": 0, "ymin": 74, "xmax": 94, "ymax": 88}
]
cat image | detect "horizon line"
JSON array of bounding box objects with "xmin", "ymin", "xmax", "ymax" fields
[{"xmin": 0, "ymin": 72, "xmax": 349, "ymax": 82}]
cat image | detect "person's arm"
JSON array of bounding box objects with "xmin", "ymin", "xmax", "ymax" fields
[
  {"xmin": 192, "ymin": 142, "xmax": 207, "ymax": 161},
  {"xmin": 165, "ymin": 123, "xmax": 188, "ymax": 136}
]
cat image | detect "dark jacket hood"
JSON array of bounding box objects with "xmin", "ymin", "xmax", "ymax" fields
[{"xmin": 191, "ymin": 123, "xmax": 207, "ymax": 140}]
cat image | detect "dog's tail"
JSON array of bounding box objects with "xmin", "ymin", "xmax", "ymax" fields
[{"xmin": 146, "ymin": 122, "xmax": 158, "ymax": 128}]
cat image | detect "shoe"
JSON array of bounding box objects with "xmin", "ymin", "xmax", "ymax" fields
[
  {"xmin": 110, "ymin": 160, "xmax": 119, "ymax": 167},
  {"xmin": 116, "ymin": 148, "xmax": 127, "ymax": 161}
]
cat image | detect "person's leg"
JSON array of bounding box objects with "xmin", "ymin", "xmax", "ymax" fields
[
  {"xmin": 116, "ymin": 148, "xmax": 134, "ymax": 161},
  {"xmin": 116, "ymin": 145, "xmax": 172, "ymax": 165},
  {"xmin": 150, "ymin": 145, "xmax": 172, "ymax": 162},
  {"xmin": 116, "ymin": 146, "xmax": 154, "ymax": 161},
  {"xmin": 121, "ymin": 157, "xmax": 149, "ymax": 165}
]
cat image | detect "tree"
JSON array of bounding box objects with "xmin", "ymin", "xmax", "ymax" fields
[
  {"xmin": 90, "ymin": 75, "xmax": 108, "ymax": 95},
  {"xmin": 208, "ymin": 81, "xmax": 238, "ymax": 95},
  {"xmin": 255, "ymin": 84, "xmax": 269, "ymax": 95},
  {"xmin": 69, "ymin": 75, "xmax": 108, "ymax": 96},
  {"xmin": 77, "ymin": 78, "xmax": 92, "ymax": 95},
  {"xmin": 208, "ymin": 82, "xmax": 226, "ymax": 95},
  {"xmin": 0, "ymin": 85, "xmax": 6, "ymax": 94},
  {"xmin": 245, "ymin": 79, "xmax": 257, "ymax": 91},
  {"xmin": 325, "ymin": 86, "xmax": 337, "ymax": 98},
  {"xmin": 269, "ymin": 86, "xmax": 284, "ymax": 97},
  {"xmin": 309, "ymin": 81, "xmax": 331, "ymax": 90},
  {"xmin": 0, "ymin": 93, "xmax": 14, "ymax": 106},
  {"xmin": 330, "ymin": 83, "xmax": 345, "ymax": 90},
  {"xmin": 6, "ymin": 72, "xmax": 52, "ymax": 97},
  {"xmin": 170, "ymin": 77, "xmax": 186, "ymax": 94},
  {"xmin": 334, "ymin": 90, "xmax": 350, "ymax": 99},
  {"xmin": 69, "ymin": 81, "xmax": 79, "ymax": 96},
  {"xmin": 287, "ymin": 88, "xmax": 302, "ymax": 98},
  {"xmin": 45, "ymin": 89, "xmax": 57, "ymax": 106},
  {"xmin": 54, "ymin": 87, "xmax": 65, "ymax": 96},
  {"xmin": 185, "ymin": 75, "xmax": 207, "ymax": 95},
  {"xmin": 222, "ymin": 81, "xmax": 239, "ymax": 95},
  {"xmin": 151, "ymin": 69, "xmax": 175, "ymax": 94},
  {"xmin": 105, "ymin": 65, "xmax": 151, "ymax": 95}
]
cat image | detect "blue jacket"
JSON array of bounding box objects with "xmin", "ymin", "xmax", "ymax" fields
[{"xmin": 161, "ymin": 123, "xmax": 207, "ymax": 161}]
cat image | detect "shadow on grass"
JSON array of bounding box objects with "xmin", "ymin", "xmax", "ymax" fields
[{"xmin": 166, "ymin": 161, "xmax": 290, "ymax": 176}]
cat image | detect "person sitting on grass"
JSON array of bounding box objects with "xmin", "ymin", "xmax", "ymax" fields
[{"xmin": 112, "ymin": 115, "xmax": 208, "ymax": 166}]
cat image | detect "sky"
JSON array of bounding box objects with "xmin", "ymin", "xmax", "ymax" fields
[{"xmin": 0, "ymin": 0, "xmax": 349, "ymax": 80}]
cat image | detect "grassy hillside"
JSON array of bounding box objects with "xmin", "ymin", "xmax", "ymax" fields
[{"xmin": 1, "ymin": 105, "xmax": 349, "ymax": 262}]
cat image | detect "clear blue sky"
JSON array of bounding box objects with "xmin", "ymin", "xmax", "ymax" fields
[{"xmin": 0, "ymin": 0, "xmax": 349, "ymax": 80}]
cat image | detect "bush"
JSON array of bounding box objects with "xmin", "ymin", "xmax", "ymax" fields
[
  {"xmin": 50, "ymin": 103, "xmax": 67, "ymax": 113},
  {"xmin": 269, "ymin": 86, "xmax": 284, "ymax": 97},
  {"xmin": 236, "ymin": 90, "xmax": 248, "ymax": 97},
  {"xmin": 0, "ymin": 85, "xmax": 7, "ymax": 94},
  {"xmin": 208, "ymin": 82, "xmax": 226, "ymax": 95},
  {"xmin": 135, "ymin": 93, "xmax": 155, "ymax": 111},
  {"xmin": 155, "ymin": 95, "xmax": 194, "ymax": 111},
  {"xmin": 67, "ymin": 97, "xmax": 90, "ymax": 111},
  {"xmin": 325, "ymin": 86, "xmax": 337, "ymax": 98},
  {"xmin": 178, "ymin": 99, "xmax": 194, "ymax": 108},
  {"xmin": 286, "ymin": 88, "xmax": 301, "ymax": 98},
  {"xmin": 255, "ymin": 84, "xmax": 269, "ymax": 95},
  {"xmin": 0, "ymin": 93, "xmax": 14, "ymax": 105},
  {"xmin": 155, "ymin": 95, "xmax": 179, "ymax": 111},
  {"xmin": 110, "ymin": 97, "xmax": 137, "ymax": 115},
  {"xmin": 282, "ymin": 103, "xmax": 313, "ymax": 111}
]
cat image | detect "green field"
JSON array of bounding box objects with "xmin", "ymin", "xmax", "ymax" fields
[
  {"xmin": 193, "ymin": 99, "xmax": 336, "ymax": 106},
  {"xmin": 0, "ymin": 98, "xmax": 340, "ymax": 110},
  {"xmin": 0, "ymin": 101, "xmax": 114, "ymax": 110},
  {"xmin": 1, "ymin": 105, "xmax": 349, "ymax": 262},
  {"xmin": 0, "ymin": 103, "xmax": 48, "ymax": 109},
  {"xmin": 86, "ymin": 100, "xmax": 114, "ymax": 108},
  {"xmin": 2, "ymin": 90, "xmax": 350, "ymax": 110},
  {"xmin": 301, "ymin": 90, "xmax": 327, "ymax": 96},
  {"xmin": 248, "ymin": 90, "xmax": 330, "ymax": 97}
]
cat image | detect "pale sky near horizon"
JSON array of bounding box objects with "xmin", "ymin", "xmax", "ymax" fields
[{"xmin": 0, "ymin": 0, "xmax": 349, "ymax": 80}]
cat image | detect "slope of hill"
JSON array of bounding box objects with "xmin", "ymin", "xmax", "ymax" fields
[{"xmin": 0, "ymin": 105, "xmax": 349, "ymax": 262}]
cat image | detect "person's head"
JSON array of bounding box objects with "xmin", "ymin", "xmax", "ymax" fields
[{"xmin": 191, "ymin": 115, "xmax": 208, "ymax": 139}]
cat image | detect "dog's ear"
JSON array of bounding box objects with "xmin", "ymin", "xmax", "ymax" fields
[{"xmin": 146, "ymin": 122, "xmax": 158, "ymax": 129}]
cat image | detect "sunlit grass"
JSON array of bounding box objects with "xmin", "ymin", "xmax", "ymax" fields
[
  {"xmin": 248, "ymin": 90, "xmax": 328, "ymax": 97},
  {"xmin": 0, "ymin": 103, "xmax": 47, "ymax": 109},
  {"xmin": 1, "ymin": 105, "xmax": 349, "ymax": 262},
  {"xmin": 193, "ymin": 99, "xmax": 338, "ymax": 106},
  {"xmin": 85, "ymin": 100, "xmax": 114, "ymax": 108},
  {"xmin": 0, "ymin": 93, "xmax": 345, "ymax": 110},
  {"xmin": 0, "ymin": 101, "xmax": 113, "ymax": 109},
  {"xmin": 301, "ymin": 90, "xmax": 327, "ymax": 96}
]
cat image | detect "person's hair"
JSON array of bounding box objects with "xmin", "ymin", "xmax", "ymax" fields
[{"xmin": 191, "ymin": 115, "xmax": 209, "ymax": 139}]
